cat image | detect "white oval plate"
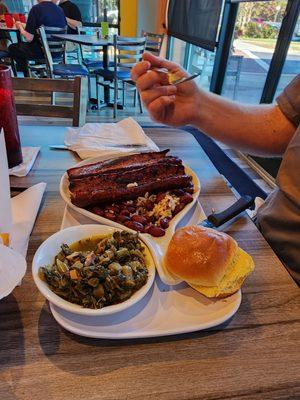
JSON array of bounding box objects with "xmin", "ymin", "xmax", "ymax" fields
[
  {"xmin": 32, "ymin": 224, "xmax": 156, "ymax": 316},
  {"xmin": 49, "ymin": 282, "xmax": 241, "ymax": 339},
  {"xmin": 60, "ymin": 156, "xmax": 201, "ymax": 286}
]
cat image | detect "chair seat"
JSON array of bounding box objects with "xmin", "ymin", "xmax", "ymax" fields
[
  {"xmin": 53, "ymin": 64, "xmax": 89, "ymax": 77},
  {"xmin": 0, "ymin": 50, "xmax": 9, "ymax": 59},
  {"xmin": 95, "ymin": 67, "xmax": 131, "ymax": 80},
  {"xmin": 84, "ymin": 59, "xmax": 114, "ymax": 69}
]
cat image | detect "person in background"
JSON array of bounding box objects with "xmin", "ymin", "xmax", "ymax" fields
[
  {"xmin": 8, "ymin": 0, "xmax": 66, "ymax": 76},
  {"xmin": 0, "ymin": 1, "xmax": 9, "ymax": 51},
  {"xmin": 53, "ymin": 0, "xmax": 82, "ymax": 34},
  {"xmin": 131, "ymin": 52, "xmax": 300, "ymax": 283}
]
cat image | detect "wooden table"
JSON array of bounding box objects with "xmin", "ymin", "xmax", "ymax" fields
[{"xmin": 3, "ymin": 125, "xmax": 300, "ymax": 400}]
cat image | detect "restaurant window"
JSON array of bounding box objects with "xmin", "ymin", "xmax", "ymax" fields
[
  {"xmin": 275, "ymin": 13, "xmax": 300, "ymax": 97},
  {"xmin": 222, "ymin": 0, "xmax": 287, "ymax": 103},
  {"xmin": 168, "ymin": 37, "xmax": 188, "ymax": 66},
  {"xmin": 186, "ymin": 45, "xmax": 216, "ymax": 92}
]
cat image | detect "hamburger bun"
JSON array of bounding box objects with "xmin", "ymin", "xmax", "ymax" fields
[{"xmin": 164, "ymin": 226, "xmax": 254, "ymax": 298}]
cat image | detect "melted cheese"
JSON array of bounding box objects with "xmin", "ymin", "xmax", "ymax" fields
[{"xmin": 190, "ymin": 248, "xmax": 254, "ymax": 297}]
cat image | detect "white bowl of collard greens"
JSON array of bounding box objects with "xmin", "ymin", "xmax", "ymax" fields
[{"xmin": 32, "ymin": 225, "xmax": 156, "ymax": 316}]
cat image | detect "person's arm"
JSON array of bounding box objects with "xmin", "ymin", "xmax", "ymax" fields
[
  {"xmin": 15, "ymin": 21, "xmax": 34, "ymax": 42},
  {"xmin": 131, "ymin": 53, "xmax": 296, "ymax": 157},
  {"xmin": 66, "ymin": 16, "xmax": 82, "ymax": 30}
]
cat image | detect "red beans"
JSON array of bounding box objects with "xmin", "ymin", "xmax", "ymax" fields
[
  {"xmin": 173, "ymin": 203, "xmax": 185, "ymax": 215},
  {"xmin": 119, "ymin": 209, "xmax": 130, "ymax": 217},
  {"xmin": 160, "ymin": 217, "xmax": 170, "ymax": 229},
  {"xmin": 180, "ymin": 193, "xmax": 193, "ymax": 205},
  {"xmin": 132, "ymin": 215, "xmax": 148, "ymax": 225},
  {"xmin": 172, "ymin": 189, "xmax": 185, "ymax": 196},
  {"xmin": 155, "ymin": 192, "xmax": 166, "ymax": 203},
  {"xmin": 124, "ymin": 220, "xmax": 144, "ymax": 232},
  {"xmin": 92, "ymin": 207, "xmax": 104, "ymax": 217},
  {"xmin": 104, "ymin": 211, "xmax": 116, "ymax": 221},
  {"xmin": 146, "ymin": 225, "xmax": 165, "ymax": 237},
  {"xmin": 118, "ymin": 215, "xmax": 130, "ymax": 223},
  {"xmin": 183, "ymin": 187, "xmax": 194, "ymax": 194},
  {"xmin": 145, "ymin": 200, "xmax": 154, "ymax": 211},
  {"xmin": 107, "ymin": 205, "xmax": 120, "ymax": 213}
]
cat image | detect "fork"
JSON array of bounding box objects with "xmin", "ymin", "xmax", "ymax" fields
[{"xmin": 152, "ymin": 68, "xmax": 200, "ymax": 86}]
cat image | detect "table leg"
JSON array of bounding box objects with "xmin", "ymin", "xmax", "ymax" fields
[{"xmin": 102, "ymin": 44, "xmax": 110, "ymax": 104}]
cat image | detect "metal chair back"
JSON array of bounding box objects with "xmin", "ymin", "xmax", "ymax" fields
[
  {"xmin": 113, "ymin": 35, "xmax": 146, "ymax": 71},
  {"xmin": 111, "ymin": 35, "xmax": 145, "ymax": 118},
  {"xmin": 142, "ymin": 31, "xmax": 164, "ymax": 56},
  {"xmin": 43, "ymin": 25, "xmax": 67, "ymax": 62},
  {"xmin": 38, "ymin": 26, "xmax": 56, "ymax": 77},
  {"xmin": 77, "ymin": 25, "xmax": 103, "ymax": 62}
]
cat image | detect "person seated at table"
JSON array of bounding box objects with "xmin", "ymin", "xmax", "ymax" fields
[
  {"xmin": 8, "ymin": 0, "xmax": 66, "ymax": 77},
  {"xmin": 131, "ymin": 52, "xmax": 300, "ymax": 283},
  {"xmin": 0, "ymin": 1, "xmax": 9, "ymax": 51},
  {"xmin": 53, "ymin": 0, "xmax": 82, "ymax": 34}
]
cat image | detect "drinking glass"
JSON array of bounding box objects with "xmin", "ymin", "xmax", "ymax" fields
[{"xmin": 0, "ymin": 65, "xmax": 23, "ymax": 168}]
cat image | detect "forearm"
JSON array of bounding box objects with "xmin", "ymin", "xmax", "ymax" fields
[
  {"xmin": 18, "ymin": 26, "xmax": 33, "ymax": 42},
  {"xmin": 66, "ymin": 17, "xmax": 82, "ymax": 30},
  {"xmin": 192, "ymin": 89, "xmax": 296, "ymax": 156}
]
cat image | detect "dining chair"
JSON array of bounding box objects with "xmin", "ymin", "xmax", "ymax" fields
[
  {"xmin": 28, "ymin": 26, "xmax": 68, "ymax": 78},
  {"xmin": 142, "ymin": 31, "xmax": 164, "ymax": 56},
  {"xmin": 0, "ymin": 50, "xmax": 9, "ymax": 60},
  {"xmin": 77, "ymin": 25, "xmax": 114, "ymax": 102},
  {"xmin": 38, "ymin": 27, "xmax": 88, "ymax": 105},
  {"xmin": 95, "ymin": 34, "xmax": 146, "ymax": 118},
  {"xmin": 12, "ymin": 76, "xmax": 88, "ymax": 127},
  {"xmin": 39, "ymin": 27, "xmax": 89, "ymax": 80},
  {"xmin": 77, "ymin": 26, "xmax": 105, "ymax": 70}
]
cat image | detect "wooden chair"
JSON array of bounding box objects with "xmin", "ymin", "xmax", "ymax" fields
[
  {"xmin": 142, "ymin": 31, "xmax": 164, "ymax": 56},
  {"xmin": 12, "ymin": 76, "xmax": 88, "ymax": 127},
  {"xmin": 95, "ymin": 35, "xmax": 146, "ymax": 118}
]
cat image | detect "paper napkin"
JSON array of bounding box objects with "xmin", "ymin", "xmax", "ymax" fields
[
  {"xmin": 9, "ymin": 147, "xmax": 40, "ymax": 177},
  {"xmin": 10, "ymin": 182, "xmax": 47, "ymax": 257},
  {"xmin": 64, "ymin": 117, "xmax": 159, "ymax": 159}
]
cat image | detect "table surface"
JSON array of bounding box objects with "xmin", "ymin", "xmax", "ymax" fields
[
  {"xmin": 52, "ymin": 34, "xmax": 112, "ymax": 47},
  {"xmin": 3, "ymin": 125, "xmax": 300, "ymax": 400},
  {"xmin": 0, "ymin": 26, "xmax": 20, "ymax": 32}
]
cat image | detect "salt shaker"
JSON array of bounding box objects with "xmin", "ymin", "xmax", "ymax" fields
[{"xmin": 0, "ymin": 128, "xmax": 12, "ymax": 246}]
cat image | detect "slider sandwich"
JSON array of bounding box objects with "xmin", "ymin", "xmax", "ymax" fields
[{"xmin": 165, "ymin": 226, "xmax": 254, "ymax": 298}]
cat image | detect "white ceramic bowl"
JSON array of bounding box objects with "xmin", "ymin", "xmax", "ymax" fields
[{"xmin": 32, "ymin": 224, "xmax": 156, "ymax": 316}]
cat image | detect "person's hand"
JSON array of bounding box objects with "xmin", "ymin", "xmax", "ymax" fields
[
  {"xmin": 15, "ymin": 21, "xmax": 23, "ymax": 31},
  {"xmin": 131, "ymin": 52, "xmax": 200, "ymax": 126}
]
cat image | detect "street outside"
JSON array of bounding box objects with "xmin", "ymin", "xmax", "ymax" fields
[{"xmin": 222, "ymin": 38, "xmax": 300, "ymax": 103}]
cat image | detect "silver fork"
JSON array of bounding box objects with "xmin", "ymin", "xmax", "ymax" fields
[{"xmin": 153, "ymin": 68, "xmax": 200, "ymax": 86}]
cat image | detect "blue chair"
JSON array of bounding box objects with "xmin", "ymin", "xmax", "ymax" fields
[
  {"xmin": 39, "ymin": 27, "xmax": 89, "ymax": 79},
  {"xmin": 95, "ymin": 35, "xmax": 145, "ymax": 118},
  {"xmin": 77, "ymin": 26, "xmax": 114, "ymax": 70},
  {"xmin": 0, "ymin": 50, "xmax": 9, "ymax": 60}
]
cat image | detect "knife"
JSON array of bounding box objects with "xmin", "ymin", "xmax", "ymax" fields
[
  {"xmin": 49, "ymin": 144, "xmax": 145, "ymax": 150},
  {"xmin": 200, "ymin": 195, "xmax": 255, "ymax": 228}
]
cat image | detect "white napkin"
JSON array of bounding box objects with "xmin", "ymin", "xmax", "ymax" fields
[
  {"xmin": 0, "ymin": 244, "xmax": 27, "ymax": 300},
  {"xmin": 9, "ymin": 147, "xmax": 40, "ymax": 177},
  {"xmin": 64, "ymin": 117, "xmax": 159, "ymax": 159},
  {"xmin": 10, "ymin": 182, "xmax": 47, "ymax": 257}
]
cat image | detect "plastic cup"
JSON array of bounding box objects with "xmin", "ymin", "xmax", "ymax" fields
[{"xmin": 4, "ymin": 13, "xmax": 14, "ymax": 28}]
